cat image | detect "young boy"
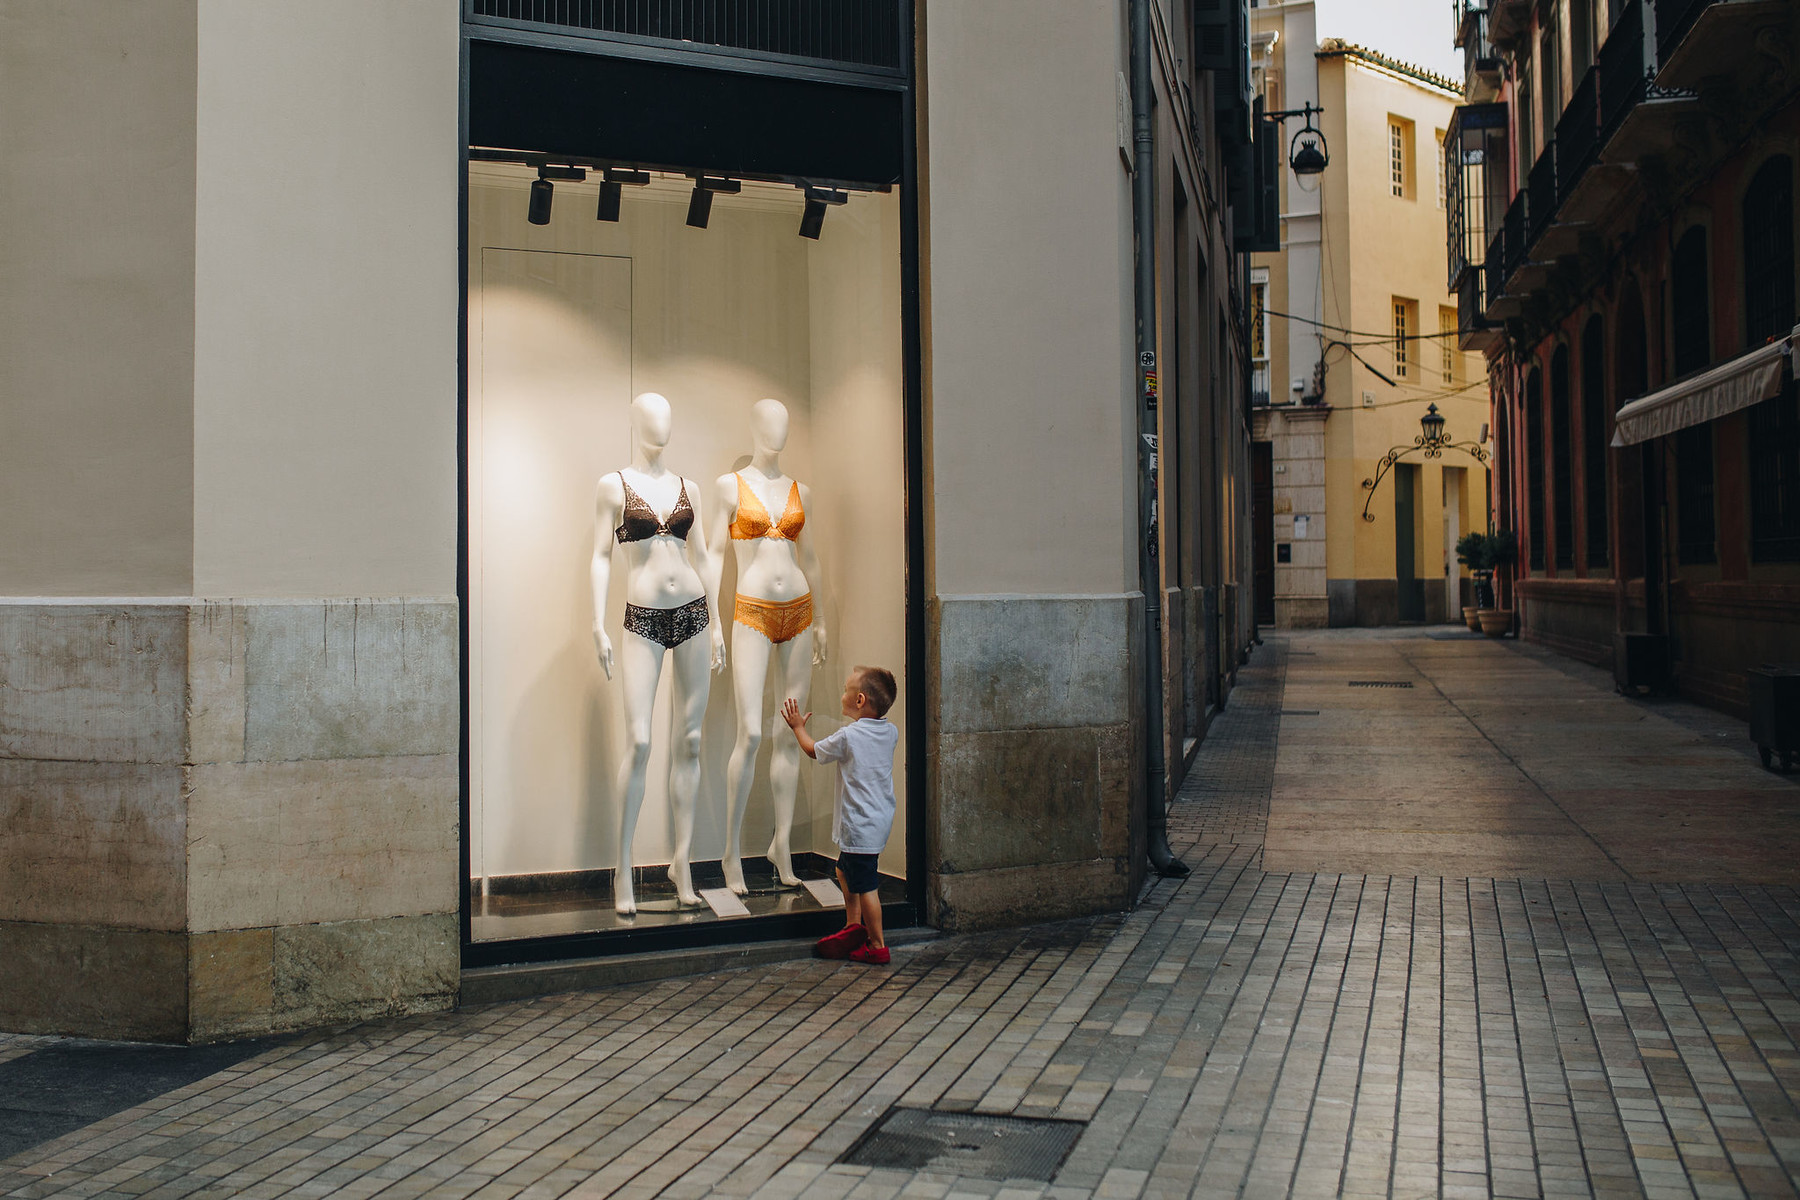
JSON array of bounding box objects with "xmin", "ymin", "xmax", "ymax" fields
[{"xmin": 781, "ymin": 666, "xmax": 899, "ymax": 965}]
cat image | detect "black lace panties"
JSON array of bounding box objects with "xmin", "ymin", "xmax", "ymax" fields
[{"xmin": 623, "ymin": 596, "xmax": 709, "ymax": 649}]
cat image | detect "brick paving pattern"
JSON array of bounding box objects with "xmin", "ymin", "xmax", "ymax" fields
[{"xmin": 2, "ymin": 633, "xmax": 1798, "ymax": 1198}]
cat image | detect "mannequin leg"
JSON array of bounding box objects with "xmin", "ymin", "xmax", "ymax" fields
[
  {"xmin": 765, "ymin": 627, "xmax": 815, "ymax": 887},
  {"xmin": 665, "ymin": 630, "xmax": 712, "ymax": 906},
  {"xmin": 613, "ymin": 631, "xmax": 665, "ymax": 916},
  {"xmin": 722, "ymin": 624, "xmax": 774, "ymax": 895}
]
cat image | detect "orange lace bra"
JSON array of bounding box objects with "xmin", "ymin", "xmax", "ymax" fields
[{"xmin": 728, "ymin": 472, "xmax": 805, "ymax": 541}]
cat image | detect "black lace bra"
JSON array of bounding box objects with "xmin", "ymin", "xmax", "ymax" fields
[{"xmin": 615, "ymin": 473, "xmax": 695, "ymax": 544}]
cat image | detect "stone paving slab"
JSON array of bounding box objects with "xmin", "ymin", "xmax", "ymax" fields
[{"xmin": 1, "ymin": 632, "xmax": 1798, "ymax": 1197}]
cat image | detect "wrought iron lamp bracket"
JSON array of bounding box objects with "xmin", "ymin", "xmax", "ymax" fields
[{"xmin": 1358, "ymin": 436, "xmax": 1490, "ymax": 522}]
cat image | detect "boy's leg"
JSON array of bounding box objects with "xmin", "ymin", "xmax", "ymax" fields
[
  {"xmin": 838, "ymin": 867, "xmax": 861, "ymax": 930},
  {"xmin": 859, "ymin": 890, "xmax": 885, "ymax": 948}
]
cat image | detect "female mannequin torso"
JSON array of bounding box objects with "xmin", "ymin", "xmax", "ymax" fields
[
  {"xmin": 705, "ymin": 398, "xmax": 827, "ymax": 894},
  {"xmin": 591, "ymin": 392, "xmax": 722, "ymax": 916}
]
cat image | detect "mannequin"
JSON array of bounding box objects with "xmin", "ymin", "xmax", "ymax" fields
[
  {"xmin": 592, "ymin": 392, "xmax": 725, "ymax": 915},
  {"xmin": 707, "ymin": 398, "xmax": 828, "ymax": 894}
]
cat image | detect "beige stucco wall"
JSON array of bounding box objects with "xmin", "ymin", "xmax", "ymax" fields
[
  {"xmin": 0, "ymin": 1, "xmax": 197, "ymax": 596},
  {"xmin": 922, "ymin": 0, "xmax": 1136, "ymax": 597},
  {"xmin": 192, "ymin": 0, "xmax": 460, "ymax": 598}
]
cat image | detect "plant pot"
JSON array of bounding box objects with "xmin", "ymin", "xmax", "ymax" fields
[
  {"xmin": 1462, "ymin": 606, "xmax": 1481, "ymax": 631},
  {"xmin": 1478, "ymin": 608, "xmax": 1513, "ymax": 637}
]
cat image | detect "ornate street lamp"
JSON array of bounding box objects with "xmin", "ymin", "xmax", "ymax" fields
[
  {"xmin": 1359, "ymin": 403, "xmax": 1490, "ymax": 521},
  {"xmin": 1266, "ymin": 102, "xmax": 1330, "ymax": 176}
]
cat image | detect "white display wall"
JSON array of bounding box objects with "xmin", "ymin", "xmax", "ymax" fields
[{"xmin": 467, "ymin": 165, "xmax": 907, "ymax": 901}]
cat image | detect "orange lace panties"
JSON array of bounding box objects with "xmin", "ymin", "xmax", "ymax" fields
[{"xmin": 732, "ymin": 593, "xmax": 814, "ymax": 645}]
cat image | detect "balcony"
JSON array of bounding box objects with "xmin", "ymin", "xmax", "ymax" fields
[
  {"xmin": 1555, "ymin": 69, "xmax": 1598, "ymax": 201},
  {"xmin": 1455, "ymin": 3, "xmax": 1503, "ymax": 102},
  {"xmin": 1598, "ymin": 0, "xmax": 1648, "ymax": 145},
  {"xmin": 1445, "ymin": 103, "xmax": 1507, "ymax": 290},
  {"xmin": 1656, "ymin": 0, "xmax": 1792, "ymax": 90},
  {"xmin": 1485, "ymin": 226, "xmax": 1507, "ymax": 313},
  {"xmin": 1487, "ymin": 0, "xmax": 1532, "ymax": 47},
  {"xmin": 1503, "ymin": 191, "xmax": 1527, "ymax": 274},
  {"xmin": 1527, "ymin": 140, "xmax": 1557, "ymax": 248}
]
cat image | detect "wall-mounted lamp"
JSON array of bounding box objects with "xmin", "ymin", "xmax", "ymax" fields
[{"xmin": 1264, "ymin": 102, "xmax": 1330, "ymax": 176}]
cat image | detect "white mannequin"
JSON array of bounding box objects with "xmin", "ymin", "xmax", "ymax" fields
[
  {"xmin": 592, "ymin": 392, "xmax": 725, "ymax": 915},
  {"xmin": 707, "ymin": 399, "xmax": 829, "ymax": 894}
]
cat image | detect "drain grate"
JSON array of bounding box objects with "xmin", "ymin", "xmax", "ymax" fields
[
  {"xmin": 1280, "ymin": 709, "xmax": 1321, "ymax": 715},
  {"xmin": 1348, "ymin": 680, "xmax": 1413, "ymax": 688},
  {"xmin": 840, "ymin": 1107, "xmax": 1085, "ymax": 1181}
]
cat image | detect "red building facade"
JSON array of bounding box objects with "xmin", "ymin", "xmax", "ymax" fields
[{"xmin": 1448, "ymin": 0, "xmax": 1800, "ymax": 715}]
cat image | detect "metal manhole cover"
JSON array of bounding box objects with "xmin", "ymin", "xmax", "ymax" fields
[
  {"xmin": 840, "ymin": 1107, "xmax": 1085, "ymax": 1181},
  {"xmin": 1347, "ymin": 680, "xmax": 1413, "ymax": 688}
]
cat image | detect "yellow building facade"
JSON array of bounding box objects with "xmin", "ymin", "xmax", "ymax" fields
[{"xmin": 1250, "ymin": 3, "xmax": 1492, "ymax": 627}]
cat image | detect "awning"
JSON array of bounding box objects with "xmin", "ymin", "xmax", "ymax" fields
[{"xmin": 1612, "ymin": 326, "xmax": 1796, "ymax": 446}]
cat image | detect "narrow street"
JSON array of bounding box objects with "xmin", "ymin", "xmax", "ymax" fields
[{"xmin": 4, "ymin": 632, "xmax": 1799, "ymax": 1200}]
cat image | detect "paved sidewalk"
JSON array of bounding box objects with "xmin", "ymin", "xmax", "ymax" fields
[{"xmin": 2, "ymin": 632, "xmax": 1798, "ymax": 1198}]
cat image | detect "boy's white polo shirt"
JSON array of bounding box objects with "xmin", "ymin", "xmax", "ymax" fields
[{"xmin": 812, "ymin": 716, "xmax": 900, "ymax": 855}]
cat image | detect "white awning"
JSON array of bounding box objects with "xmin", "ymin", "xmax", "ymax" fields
[{"xmin": 1611, "ymin": 327, "xmax": 1796, "ymax": 447}]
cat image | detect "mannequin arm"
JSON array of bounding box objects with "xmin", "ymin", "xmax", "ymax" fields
[
  {"xmin": 796, "ymin": 483, "xmax": 829, "ymax": 665},
  {"xmin": 591, "ymin": 474, "xmax": 624, "ymax": 679},
  {"xmin": 685, "ymin": 478, "xmax": 725, "ymax": 671}
]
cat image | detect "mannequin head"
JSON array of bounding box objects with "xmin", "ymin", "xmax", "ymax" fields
[
  {"xmin": 749, "ymin": 398, "xmax": 790, "ymax": 456},
  {"xmin": 630, "ymin": 392, "xmax": 673, "ymax": 452}
]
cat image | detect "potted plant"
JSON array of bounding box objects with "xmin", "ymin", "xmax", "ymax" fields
[
  {"xmin": 1453, "ymin": 531, "xmax": 1489, "ymax": 630},
  {"xmin": 1478, "ymin": 529, "xmax": 1517, "ymax": 637}
]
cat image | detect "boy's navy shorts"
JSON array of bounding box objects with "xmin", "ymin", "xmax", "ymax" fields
[{"xmin": 836, "ymin": 852, "xmax": 881, "ymax": 896}]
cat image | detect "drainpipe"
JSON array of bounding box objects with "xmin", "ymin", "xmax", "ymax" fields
[{"xmin": 1131, "ymin": 0, "xmax": 1188, "ymax": 879}]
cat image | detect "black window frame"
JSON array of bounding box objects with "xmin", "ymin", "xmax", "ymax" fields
[
  {"xmin": 1551, "ymin": 344, "xmax": 1575, "ymax": 570},
  {"xmin": 1675, "ymin": 423, "xmax": 1717, "ymax": 565},
  {"xmin": 1581, "ymin": 315, "xmax": 1609, "ymax": 567},
  {"xmin": 1749, "ymin": 383, "xmax": 1800, "ymax": 563},
  {"xmin": 1743, "ymin": 155, "xmax": 1795, "ymax": 348},
  {"xmin": 1527, "ymin": 367, "xmax": 1546, "ymax": 571}
]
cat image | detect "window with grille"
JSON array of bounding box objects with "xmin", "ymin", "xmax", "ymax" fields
[
  {"xmin": 1437, "ymin": 131, "xmax": 1447, "ymax": 209},
  {"xmin": 1676, "ymin": 425, "xmax": 1717, "ymax": 564},
  {"xmin": 1393, "ymin": 298, "xmax": 1414, "ymax": 378},
  {"xmin": 1581, "ymin": 316, "xmax": 1609, "ymax": 567},
  {"xmin": 1439, "ymin": 306, "xmax": 1457, "ymax": 382},
  {"xmin": 1749, "ymin": 387, "xmax": 1800, "ymax": 562},
  {"xmin": 1671, "ymin": 225, "xmax": 1711, "ymax": 375},
  {"xmin": 1250, "ymin": 274, "xmax": 1270, "ymax": 404},
  {"xmin": 1743, "ymin": 156, "xmax": 1795, "ymax": 348},
  {"xmin": 1527, "ymin": 368, "xmax": 1546, "ymax": 570},
  {"xmin": 1551, "ymin": 345, "xmax": 1575, "ymax": 570},
  {"xmin": 1389, "ymin": 120, "xmax": 1408, "ymax": 197}
]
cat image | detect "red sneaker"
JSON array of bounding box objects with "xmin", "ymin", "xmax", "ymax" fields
[
  {"xmin": 814, "ymin": 924, "xmax": 866, "ymax": 959},
  {"xmin": 848, "ymin": 943, "xmax": 891, "ymax": 965}
]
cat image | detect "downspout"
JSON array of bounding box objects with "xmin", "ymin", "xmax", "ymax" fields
[{"xmin": 1131, "ymin": 0, "xmax": 1188, "ymax": 879}]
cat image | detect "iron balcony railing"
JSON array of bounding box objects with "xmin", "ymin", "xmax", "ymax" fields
[
  {"xmin": 1598, "ymin": 0, "xmax": 1649, "ymax": 146},
  {"xmin": 1487, "ymin": 225, "xmax": 1507, "ymax": 302},
  {"xmin": 1527, "ymin": 139, "xmax": 1557, "ymax": 246},
  {"xmin": 1504, "ymin": 191, "xmax": 1528, "ymax": 273},
  {"xmin": 1555, "ymin": 67, "xmax": 1599, "ymax": 200},
  {"xmin": 1653, "ymin": 0, "xmax": 1712, "ymax": 63}
]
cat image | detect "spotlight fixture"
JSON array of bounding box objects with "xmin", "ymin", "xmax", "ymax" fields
[
  {"xmin": 597, "ymin": 167, "xmax": 651, "ymax": 222},
  {"xmin": 797, "ymin": 186, "xmax": 849, "ymax": 240},
  {"xmin": 527, "ymin": 165, "xmax": 585, "ymax": 227},
  {"xmin": 685, "ymin": 176, "xmax": 742, "ymax": 229}
]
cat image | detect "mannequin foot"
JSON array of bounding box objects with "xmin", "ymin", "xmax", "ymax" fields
[
  {"xmin": 722, "ymin": 854, "xmax": 749, "ymax": 897},
  {"xmin": 614, "ymin": 875, "xmax": 636, "ymax": 916},
  {"xmin": 767, "ymin": 841, "xmax": 802, "ymax": 888},
  {"xmin": 668, "ymin": 861, "xmax": 700, "ymax": 907}
]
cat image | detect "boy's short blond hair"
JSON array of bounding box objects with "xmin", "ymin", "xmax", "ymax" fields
[{"xmin": 856, "ymin": 666, "xmax": 897, "ymax": 717}]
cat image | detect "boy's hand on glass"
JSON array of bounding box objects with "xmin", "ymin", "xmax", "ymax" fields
[{"xmin": 781, "ymin": 698, "xmax": 811, "ymax": 730}]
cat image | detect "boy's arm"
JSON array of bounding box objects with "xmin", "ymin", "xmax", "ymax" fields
[{"xmin": 781, "ymin": 698, "xmax": 818, "ymax": 759}]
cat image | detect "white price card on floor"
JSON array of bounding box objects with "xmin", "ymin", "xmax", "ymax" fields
[
  {"xmin": 803, "ymin": 878, "xmax": 845, "ymax": 908},
  {"xmin": 699, "ymin": 888, "xmax": 750, "ymax": 918}
]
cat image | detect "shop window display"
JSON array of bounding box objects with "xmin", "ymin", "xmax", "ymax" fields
[{"xmin": 467, "ymin": 164, "xmax": 906, "ymax": 942}]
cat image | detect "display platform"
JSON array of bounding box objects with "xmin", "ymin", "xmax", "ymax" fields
[{"xmin": 471, "ymin": 853, "xmax": 906, "ymax": 942}]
